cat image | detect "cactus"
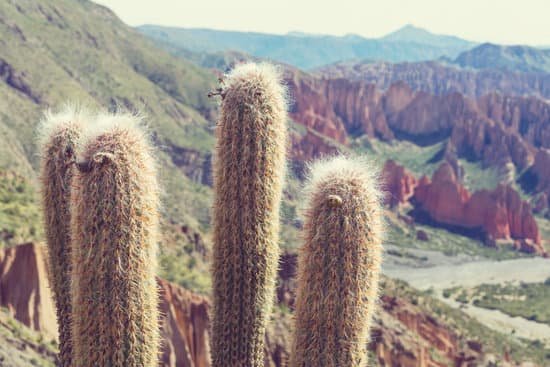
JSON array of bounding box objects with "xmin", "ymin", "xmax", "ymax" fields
[
  {"xmin": 289, "ymin": 156, "xmax": 384, "ymax": 367},
  {"xmin": 70, "ymin": 114, "xmax": 160, "ymax": 367},
  {"xmin": 211, "ymin": 63, "xmax": 288, "ymax": 367},
  {"xmin": 38, "ymin": 107, "xmax": 85, "ymax": 367}
]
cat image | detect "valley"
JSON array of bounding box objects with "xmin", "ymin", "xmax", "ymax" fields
[{"xmin": 0, "ymin": 0, "xmax": 549, "ymax": 365}]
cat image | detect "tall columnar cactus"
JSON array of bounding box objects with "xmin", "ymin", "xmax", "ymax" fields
[
  {"xmin": 38, "ymin": 107, "xmax": 85, "ymax": 367},
  {"xmin": 70, "ymin": 114, "xmax": 160, "ymax": 367},
  {"xmin": 289, "ymin": 156, "xmax": 384, "ymax": 367},
  {"xmin": 211, "ymin": 63, "xmax": 288, "ymax": 366}
]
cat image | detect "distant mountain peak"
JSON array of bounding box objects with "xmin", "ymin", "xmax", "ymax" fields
[{"xmin": 382, "ymin": 24, "xmax": 436, "ymax": 41}]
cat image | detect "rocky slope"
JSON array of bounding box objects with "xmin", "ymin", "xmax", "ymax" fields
[
  {"xmin": 1, "ymin": 242, "xmax": 545, "ymax": 366},
  {"xmin": 0, "ymin": 0, "xmax": 217, "ymax": 230}
]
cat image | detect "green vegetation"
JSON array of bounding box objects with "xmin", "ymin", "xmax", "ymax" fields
[
  {"xmin": 0, "ymin": 0, "xmax": 219, "ymax": 288},
  {"xmin": 458, "ymin": 159, "xmax": 502, "ymax": 191},
  {"xmin": 0, "ymin": 309, "xmax": 56, "ymax": 367},
  {"xmin": 0, "ymin": 171, "xmax": 41, "ymax": 247},
  {"xmin": 464, "ymin": 281, "xmax": 550, "ymax": 325},
  {"xmin": 383, "ymin": 278, "xmax": 550, "ymax": 365},
  {"xmin": 536, "ymin": 216, "xmax": 550, "ymax": 253},
  {"xmin": 359, "ymin": 138, "xmax": 444, "ymax": 178}
]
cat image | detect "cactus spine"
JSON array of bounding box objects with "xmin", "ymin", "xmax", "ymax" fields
[
  {"xmin": 289, "ymin": 156, "xmax": 384, "ymax": 367},
  {"xmin": 38, "ymin": 108, "xmax": 84, "ymax": 367},
  {"xmin": 70, "ymin": 114, "xmax": 160, "ymax": 367},
  {"xmin": 211, "ymin": 63, "xmax": 287, "ymax": 366}
]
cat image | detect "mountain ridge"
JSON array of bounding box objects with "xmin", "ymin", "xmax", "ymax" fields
[{"xmin": 138, "ymin": 24, "xmax": 476, "ymax": 69}]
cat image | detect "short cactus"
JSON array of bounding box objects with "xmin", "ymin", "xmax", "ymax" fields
[
  {"xmin": 211, "ymin": 63, "xmax": 288, "ymax": 367},
  {"xmin": 70, "ymin": 114, "xmax": 160, "ymax": 367},
  {"xmin": 38, "ymin": 107, "xmax": 85, "ymax": 367},
  {"xmin": 289, "ymin": 156, "xmax": 384, "ymax": 367}
]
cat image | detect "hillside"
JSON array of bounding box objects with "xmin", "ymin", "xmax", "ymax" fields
[
  {"xmin": 138, "ymin": 24, "xmax": 475, "ymax": 69},
  {"xmin": 0, "ymin": 0, "xmax": 221, "ymax": 289}
]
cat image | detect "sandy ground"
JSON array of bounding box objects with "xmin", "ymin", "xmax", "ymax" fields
[{"xmin": 383, "ymin": 247, "xmax": 550, "ymax": 342}]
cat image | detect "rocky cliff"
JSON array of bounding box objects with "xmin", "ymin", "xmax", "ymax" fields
[{"xmin": 383, "ymin": 162, "xmax": 545, "ymax": 253}]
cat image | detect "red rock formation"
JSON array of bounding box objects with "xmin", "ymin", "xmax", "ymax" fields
[
  {"xmin": 382, "ymin": 160, "xmax": 417, "ymax": 207},
  {"xmin": 533, "ymin": 149, "xmax": 550, "ymax": 192},
  {"xmin": 465, "ymin": 185, "xmax": 541, "ymax": 247},
  {"xmin": 0, "ymin": 242, "xmax": 57, "ymax": 339},
  {"xmin": 373, "ymin": 294, "xmax": 465, "ymax": 366},
  {"xmin": 478, "ymin": 94, "xmax": 550, "ymax": 150},
  {"xmin": 158, "ymin": 280, "xmax": 210, "ymax": 367},
  {"xmin": 414, "ymin": 163, "xmax": 543, "ymax": 253},
  {"xmin": 285, "ymin": 68, "xmax": 547, "ymax": 172},
  {"xmin": 414, "ymin": 163, "xmax": 470, "ymax": 225},
  {"xmin": 285, "ymin": 70, "xmax": 348, "ymax": 145}
]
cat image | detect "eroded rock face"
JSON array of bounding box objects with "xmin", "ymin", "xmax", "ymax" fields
[
  {"xmin": 316, "ymin": 60, "xmax": 550, "ymax": 99},
  {"xmin": 413, "ymin": 163, "xmax": 543, "ymax": 253},
  {"xmin": 414, "ymin": 163, "xmax": 470, "ymax": 226}
]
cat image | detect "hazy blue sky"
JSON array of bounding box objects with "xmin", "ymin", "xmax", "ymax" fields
[{"xmin": 94, "ymin": 0, "xmax": 550, "ymax": 46}]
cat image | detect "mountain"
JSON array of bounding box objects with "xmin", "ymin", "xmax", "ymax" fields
[
  {"xmin": 137, "ymin": 25, "xmax": 475, "ymax": 69},
  {"xmin": 454, "ymin": 43, "xmax": 550, "ymax": 73}
]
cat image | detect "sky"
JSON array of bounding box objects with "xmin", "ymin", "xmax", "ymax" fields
[{"xmin": 93, "ymin": 0, "xmax": 550, "ymax": 46}]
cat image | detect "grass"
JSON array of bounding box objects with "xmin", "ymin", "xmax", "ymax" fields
[
  {"xmin": 464, "ymin": 281, "xmax": 550, "ymax": 325},
  {"xmin": 0, "ymin": 309, "xmax": 56, "ymax": 367},
  {"xmin": 0, "ymin": 171, "xmax": 41, "ymax": 247},
  {"xmin": 458, "ymin": 159, "xmax": 502, "ymax": 191},
  {"xmin": 357, "ymin": 138, "xmax": 444, "ymax": 178}
]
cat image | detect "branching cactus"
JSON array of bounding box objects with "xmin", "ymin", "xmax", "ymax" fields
[
  {"xmin": 38, "ymin": 107, "xmax": 85, "ymax": 367},
  {"xmin": 211, "ymin": 63, "xmax": 288, "ymax": 367},
  {"xmin": 289, "ymin": 156, "xmax": 384, "ymax": 367},
  {"xmin": 70, "ymin": 114, "xmax": 160, "ymax": 367}
]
